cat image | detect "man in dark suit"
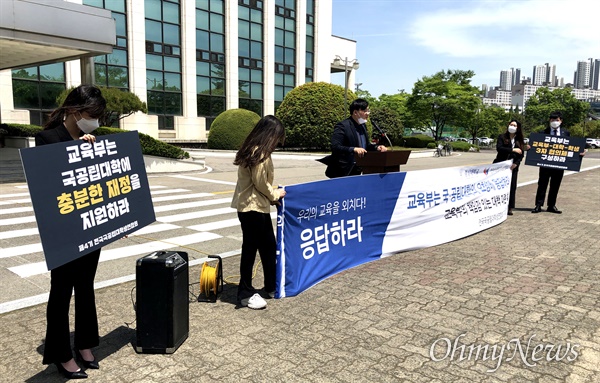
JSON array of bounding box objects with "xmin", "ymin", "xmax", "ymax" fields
[
  {"xmin": 532, "ymin": 111, "xmax": 571, "ymax": 214},
  {"xmin": 325, "ymin": 98, "xmax": 387, "ymax": 178}
]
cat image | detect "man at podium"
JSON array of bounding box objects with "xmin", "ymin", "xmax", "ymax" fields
[{"xmin": 325, "ymin": 98, "xmax": 387, "ymax": 178}]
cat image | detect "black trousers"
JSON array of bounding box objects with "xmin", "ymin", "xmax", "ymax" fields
[
  {"xmin": 508, "ymin": 166, "xmax": 519, "ymax": 209},
  {"xmin": 535, "ymin": 167, "xmax": 564, "ymax": 207},
  {"xmin": 43, "ymin": 249, "xmax": 101, "ymax": 364},
  {"xmin": 237, "ymin": 211, "xmax": 276, "ymax": 302}
]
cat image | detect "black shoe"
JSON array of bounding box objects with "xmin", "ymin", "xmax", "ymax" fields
[
  {"xmin": 55, "ymin": 363, "xmax": 88, "ymax": 379},
  {"xmin": 547, "ymin": 206, "xmax": 562, "ymax": 214},
  {"xmin": 76, "ymin": 350, "xmax": 99, "ymax": 369},
  {"xmin": 507, "ymin": 209, "xmax": 513, "ymax": 216},
  {"xmin": 531, "ymin": 205, "xmax": 542, "ymax": 213}
]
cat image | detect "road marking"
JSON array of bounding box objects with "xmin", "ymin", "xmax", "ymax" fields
[
  {"xmin": 153, "ymin": 197, "xmax": 231, "ymax": 213},
  {"xmin": 0, "ymin": 227, "xmax": 39, "ymax": 239},
  {"xmin": 170, "ymin": 174, "xmax": 237, "ymax": 185},
  {"xmin": 157, "ymin": 207, "xmax": 235, "ymax": 223},
  {"xmin": 8, "ymin": 232, "xmax": 222, "ymax": 278}
]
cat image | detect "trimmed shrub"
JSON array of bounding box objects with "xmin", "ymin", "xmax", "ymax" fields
[
  {"xmin": 403, "ymin": 134, "xmax": 434, "ymax": 148},
  {"xmin": 450, "ymin": 141, "xmax": 478, "ymax": 152},
  {"xmin": 276, "ymin": 82, "xmax": 355, "ymax": 149},
  {"xmin": 426, "ymin": 142, "xmax": 437, "ymax": 149},
  {"xmin": 207, "ymin": 108, "xmax": 261, "ymax": 150},
  {"xmin": 4, "ymin": 123, "xmax": 42, "ymax": 137}
]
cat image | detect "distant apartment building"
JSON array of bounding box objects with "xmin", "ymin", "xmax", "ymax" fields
[
  {"xmin": 482, "ymin": 89, "xmax": 513, "ymax": 112},
  {"xmin": 574, "ymin": 60, "xmax": 592, "ymax": 89},
  {"xmin": 512, "ymin": 68, "xmax": 521, "ymax": 86},
  {"xmin": 512, "ymin": 84, "xmax": 600, "ymax": 110},
  {"xmin": 532, "ymin": 64, "xmax": 547, "ymax": 86},
  {"xmin": 499, "ymin": 70, "xmax": 512, "ymax": 90},
  {"xmin": 590, "ymin": 59, "xmax": 600, "ymax": 90}
]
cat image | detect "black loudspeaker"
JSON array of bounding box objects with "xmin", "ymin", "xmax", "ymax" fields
[{"xmin": 135, "ymin": 251, "xmax": 189, "ymax": 354}]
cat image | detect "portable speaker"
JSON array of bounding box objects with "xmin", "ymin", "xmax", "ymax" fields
[{"xmin": 135, "ymin": 251, "xmax": 189, "ymax": 354}]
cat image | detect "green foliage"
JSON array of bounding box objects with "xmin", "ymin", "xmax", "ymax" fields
[
  {"xmin": 369, "ymin": 106, "xmax": 403, "ymax": 145},
  {"xmin": 3, "ymin": 123, "xmax": 42, "ymax": 137},
  {"xmin": 450, "ymin": 141, "xmax": 477, "ymax": 152},
  {"xmin": 403, "ymin": 134, "xmax": 434, "ymax": 148},
  {"xmin": 426, "ymin": 142, "xmax": 437, "ymax": 149},
  {"xmin": 207, "ymin": 108, "xmax": 261, "ymax": 150},
  {"xmin": 57, "ymin": 86, "xmax": 148, "ymax": 127},
  {"xmin": 524, "ymin": 88, "xmax": 590, "ymax": 129},
  {"xmin": 569, "ymin": 119, "xmax": 600, "ymax": 138},
  {"xmin": 405, "ymin": 70, "xmax": 481, "ymax": 140},
  {"xmin": 276, "ymin": 82, "xmax": 355, "ymax": 149},
  {"xmin": 463, "ymin": 105, "xmax": 507, "ymax": 141}
]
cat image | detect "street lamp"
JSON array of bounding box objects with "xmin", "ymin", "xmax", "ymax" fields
[{"xmin": 333, "ymin": 56, "xmax": 360, "ymax": 102}]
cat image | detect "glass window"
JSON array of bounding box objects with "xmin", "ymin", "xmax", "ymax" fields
[
  {"xmin": 146, "ymin": 20, "xmax": 162, "ymax": 41},
  {"xmin": 211, "ymin": 63, "xmax": 224, "ymax": 78},
  {"xmin": 250, "ymin": 69, "xmax": 262, "ymax": 82},
  {"xmin": 197, "ymin": 76, "xmax": 210, "ymax": 93},
  {"xmin": 285, "ymin": 48, "xmax": 295, "ymax": 65},
  {"xmin": 238, "ymin": 38, "xmax": 250, "ymax": 57},
  {"xmin": 147, "ymin": 91, "xmax": 164, "ymax": 114},
  {"xmin": 197, "ymin": 61, "xmax": 210, "ymax": 76},
  {"xmin": 209, "ymin": 0, "xmax": 223, "ymax": 14},
  {"xmin": 95, "ymin": 65, "xmax": 106, "ymax": 83},
  {"xmin": 239, "ymin": 81, "xmax": 250, "ymax": 96},
  {"xmin": 105, "ymin": 0, "xmax": 125, "ymax": 13},
  {"xmin": 285, "ymin": 31, "xmax": 295, "ymax": 47},
  {"xmin": 108, "ymin": 49, "xmax": 127, "ymax": 66},
  {"xmin": 251, "ymin": 83, "xmax": 262, "ymax": 99},
  {"xmin": 250, "ymin": 41, "xmax": 262, "ymax": 60},
  {"xmin": 107, "ymin": 66, "xmax": 128, "ymax": 87},
  {"xmin": 275, "ymin": 29, "xmax": 284, "ymax": 46},
  {"xmin": 114, "ymin": 13, "xmax": 127, "ymax": 36},
  {"xmin": 163, "ymin": 1, "xmax": 179, "ymax": 23},
  {"xmin": 306, "ymin": 36, "xmax": 313, "ymax": 51},
  {"xmin": 275, "ymin": 85, "xmax": 284, "ymax": 101},
  {"xmin": 12, "ymin": 80, "xmax": 39, "ymax": 108},
  {"xmin": 164, "ymin": 56, "xmax": 180, "ymax": 71},
  {"xmin": 164, "ymin": 72, "xmax": 181, "ymax": 91},
  {"xmin": 39, "ymin": 63, "xmax": 65, "ymax": 81},
  {"xmin": 250, "ymin": 23, "xmax": 262, "ymax": 40},
  {"xmin": 12, "ymin": 67, "xmax": 37, "ymax": 79},
  {"xmin": 285, "ymin": 18, "xmax": 295, "ymax": 31},
  {"xmin": 275, "ymin": 46, "xmax": 284, "ymax": 63},
  {"xmin": 196, "ymin": 0, "xmax": 209, "ymax": 11},
  {"xmin": 84, "ymin": 0, "xmax": 103, "ymax": 7},
  {"xmin": 238, "ymin": 20, "xmax": 249, "ymax": 39},
  {"xmin": 146, "ymin": 54, "xmax": 163, "ymax": 70},
  {"xmin": 164, "ymin": 93, "xmax": 182, "ymax": 114},
  {"xmin": 210, "ymin": 13, "xmax": 223, "ymax": 33},
  {"xmin": 250, "ymin": 9, "xmax": 261, "ymax": 23},
  {"xmin": 238, "ymin": 68, "xmax": 250, "ymax": 81},
  {"xmin": 39, "ymin": 82, "xmax": 65, "ymax": 109},
  {"xmin": 275, "ymin": 16, "xmax": 284, "ymax": 29},
  {"xmin": 210, "ymin": 33, "xmax": 224, "ymax": 53},
  {"xmin": 238, "ymin": 6, "xmax": 249, "ymax": 20},
  {"xmin": 163, "ymin": 24, "xmax": 180, "ymax": 45},
  {"xmin": 284, "ymin": 74, "xmax": 294, "ymax": 87},
  {"xmin": 145, "ymin": 0, "xmax": 161, "ymax": 20},
  {"xmin": 196, "ymin": 9, "xmax": 209, "ymax": 28},
  {"xmin": 196, "ymin": 30, "xmax": 209, "ymax": 50},
  {"xmin": 117, "ymin": 37, "xmax": 127, "ymax": 47},
  {"xmin": 147, "ymin": 70, "xmax": 163, "ymax": 90},
  {"xmin": 211, "ymin": 78, "xmax": 224, "ymax": 94}
]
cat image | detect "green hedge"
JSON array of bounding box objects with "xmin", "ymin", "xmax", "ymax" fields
[
  {"xmin": 450, "ymin": 141, "xmax": 478, "ymax": 152},
  {"xmin": 3, "ymin": 123, "xmax": 188, "ymax": 159},
  {"xmin": 207, "ymin": 108, "xmax": 261, "ymax": 150},
  {"xmin": 403, "ymin": 134, "xmax": 435, "ymax": 148}
]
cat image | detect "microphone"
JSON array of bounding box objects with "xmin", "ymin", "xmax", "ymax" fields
[{"xmin": 371, "ymin": 120, "xmax": 394, "ymax": 150}]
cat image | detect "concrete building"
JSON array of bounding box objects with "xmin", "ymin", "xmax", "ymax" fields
[
  {"xmin": 0, "ymin": 0, "xmax": 356, "ymax": 143},
  {"xmin": 482, "ymin": 89, "xmax": 513, "ymax": 112},
  {"xmin": 532, "ymin": 64, "xmax": 547, "ymax": 86},
  {"xmin": 574, "ymin": 59, "xmax": 591, "ymax": 89},
  {"xmin": 512, "ymin": 84, "xmax": 600, "ymax": 110},
  {"xmin": 499, "ymin": 70, "xmax": 512, "ymax": 91}
]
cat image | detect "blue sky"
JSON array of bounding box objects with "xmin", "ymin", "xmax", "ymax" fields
[{"xmin": 331, "ymin": 0, "xmax": 599, "ymax": 97}]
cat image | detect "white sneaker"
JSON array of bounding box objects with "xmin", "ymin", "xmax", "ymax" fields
[{"xmin": 241, "ymin": 293, "xmax": 267, "ymax": 309}]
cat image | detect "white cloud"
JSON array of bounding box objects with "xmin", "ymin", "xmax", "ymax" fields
[{"xmin": 409, "ymin": 0, "xmax": 599, "ymax": 62}]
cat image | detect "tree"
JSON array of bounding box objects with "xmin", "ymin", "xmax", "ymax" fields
[
  {"xmin": 406, "ymin": 70, "xmax": 480, "ymax": 140},
  {"xmin": 463, "ymin": 104, "xmax": 507, "ymax": 142},
  {"xmin": 524, "ymin": 87, "xmax": 590, "ymax": 129},
  {"xmin": 275, "ymin": 82, "xmax": 354, "ymax": 149},
  {"xmin": 57, "ymin": 86, "xmax": 147, "ymax": 127},
  {"xmin": 369, "ymin": 106, "xmax": 403, "ymax": 146}
]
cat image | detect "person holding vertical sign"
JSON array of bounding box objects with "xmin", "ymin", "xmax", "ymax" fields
[
  {"xmin": 37, "ymin": 85, "xmax": 106, "ymax": 379},
  {"xmin": 493, "ymin": 119, "xmax": 526, "ymax": 215}
]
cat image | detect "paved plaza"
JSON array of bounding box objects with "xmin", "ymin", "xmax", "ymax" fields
[{"xmin": 0, "ymin": 147, "xmax": 599, "ymax": 382}]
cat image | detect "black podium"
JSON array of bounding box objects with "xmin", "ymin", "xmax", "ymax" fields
[
  {"xmin": 355, "ymin": 150, "xmax": 411, "ymax": 174},
  {"xmin": 135, "ymin": 251, "xmax": 189, "ymax": 354}
]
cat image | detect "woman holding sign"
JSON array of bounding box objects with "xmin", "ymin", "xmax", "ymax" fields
[
  {"xmin": 36, "ymin": 85, "xmax": 106, "ymax": 379},
  {"xmin": 231, "ymin": 115, "xmax": 286, "ymax": 309},
  {"xmin": 493, "ymin": 119, "xmax": 526, "ymax": 216}
]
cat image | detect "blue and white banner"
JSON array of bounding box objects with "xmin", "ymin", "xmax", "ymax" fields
[{"xmin": 276, "ymin": 161, "xmax": 513, "ymax": 298}]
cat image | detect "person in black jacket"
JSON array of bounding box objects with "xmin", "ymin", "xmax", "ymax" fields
[
  {"xmin": 325, "ymin": 99, "xmax": 387, "ymax": 178},
  {"xmin": 531, "ymin": 111, "xmax": 587, "ymax": 214},
  {"xmin": 493, "ymin": 119, "xmax": 526, "ymax": 215},
  {"xmin": 37, "ymin": 85, "xmax": 106, "ymax": 379}
]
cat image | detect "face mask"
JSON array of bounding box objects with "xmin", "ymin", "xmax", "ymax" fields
[
  {"xmin": 508, "ymin": 126, "xmax": 517, "ymax": 134},
  {"xmin": 357, "ymin": 118, "xmax": 367, "ymax": 125},
  {"xmin": 550, "ymin": 121, "xmax": 561, "ymax": 129},
  {"xmin": 76, "ymin": 113, "xmax": 99, "ymax": 134}
]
